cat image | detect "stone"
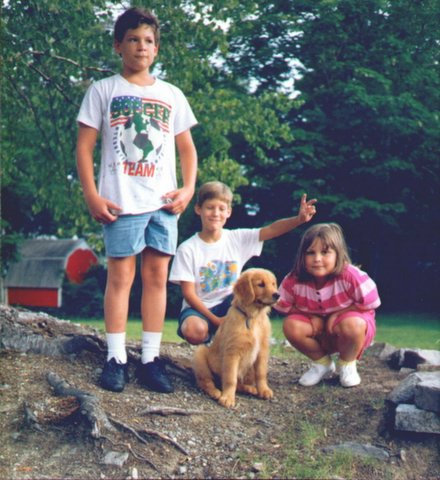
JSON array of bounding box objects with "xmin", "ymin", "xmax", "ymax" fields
[
  {"xmin": 387, "ymin": 371, "xmax": 440, "ymax": 404},
  {"xmin": 322, "ymin": 442, "xmax": 390, "ymax": 461},
  {"xmin": 395, "ymin": 404, "xmax": 440, "ymax": 434},
  {"xmin": 376, "ymin": 343, "xmax": 399, "ymax": 361},
  {"xmin": 388, "ymin": 348, "xmax": 440, "ymax": 370},
  {"xmin": 415, "ymin": 376, "xmax": 440, "ymax": 413},
  {"xmin": 101, "ymin": 451, "xmax": 129, "ymax": 467}
]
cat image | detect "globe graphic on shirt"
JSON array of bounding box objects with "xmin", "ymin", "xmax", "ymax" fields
[{"xmin": 120, "ymin": 112, "xmax": 163, "ymax": 163}]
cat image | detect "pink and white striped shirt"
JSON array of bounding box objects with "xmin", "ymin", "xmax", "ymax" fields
[{"xmin": 275, "ymin": 264, "xmax": 381, "ymax": 316}]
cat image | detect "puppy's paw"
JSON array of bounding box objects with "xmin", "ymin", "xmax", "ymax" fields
[
  {"xmin": 218, "ymin": 394, "xmax": 236, "ymax": 408},
  {"xmin": 258, "ymin": 386, "xmax": 273, "ymax": 400},
  {"xmin": 203, "ymin": 387, "xmax": 221, "ymax": 400},
  {"xmin": 240, "ymin": 384, "xmax": 258, "ymax": 396},
  {"xmin": 210, "ymin": 388, "xmax": 222, "ymax": 400}
]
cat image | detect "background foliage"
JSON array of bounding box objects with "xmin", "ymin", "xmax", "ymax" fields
[{"xmin": 2, "ymin": 0, "xmax": 439, "ymax": 314}]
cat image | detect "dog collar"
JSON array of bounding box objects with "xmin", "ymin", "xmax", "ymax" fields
[{"xmin": 234, "ymin": 306, "xmax": 251, "ymax": 329}]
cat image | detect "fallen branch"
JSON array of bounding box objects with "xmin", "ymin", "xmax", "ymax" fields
[
  {"xmin": 110, "ymin": 417, "xmax": 189, "ymax": 456},
  {"xmin": 139, "ymin": 406, "xmax": 215, "ymax": 417}
]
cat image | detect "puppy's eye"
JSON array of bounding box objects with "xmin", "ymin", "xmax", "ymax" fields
[{"xmin": 258, "ymin": 282, "xmax": 265, "ymax": 288}]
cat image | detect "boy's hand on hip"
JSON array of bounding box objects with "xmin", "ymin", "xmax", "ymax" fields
[
  {"xmin": 86, "ymin": 194, "xmax": 121, "ymax": 224},
  {"xmin": 162, "ymin": 186, "xmax": 194, "ymax": 215}
]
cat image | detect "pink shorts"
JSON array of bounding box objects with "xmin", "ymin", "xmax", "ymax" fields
[{"xmin": 285, "ymin": 310, "xmax": 376, "ymax": 359}]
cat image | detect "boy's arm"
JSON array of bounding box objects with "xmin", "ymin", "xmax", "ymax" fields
[
  {"xmin": 76, "ymin": 123, "xmax": 121, "ymax": 223},
  {"xmin": 162, "ymin": 129, "xmax": 197, "ymax": 215},
  {"xmin": 181, "ymin": 281, "xmax": 223, "ymax": 327},
  {"xmin": 259, "ymin": 194, "xmax": 317, "ymax": 241}
]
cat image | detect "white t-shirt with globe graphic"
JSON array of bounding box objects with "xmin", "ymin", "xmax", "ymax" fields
[{"xmin": 77, "ymin": 74, "xmax": 197, "ymax": 214}]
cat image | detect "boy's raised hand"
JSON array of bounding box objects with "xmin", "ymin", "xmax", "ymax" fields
[{"xmin": 298, "ymin": 194, "xmax": 317, "ymax": 223}]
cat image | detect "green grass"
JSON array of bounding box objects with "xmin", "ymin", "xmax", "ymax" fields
[
  {"xmin": 75, "ymin": 312, "xmax": 440, "ymax": 350},
  {"xmin": 238, "ymin": 412, "xmax": 390, "ymax": 479}
]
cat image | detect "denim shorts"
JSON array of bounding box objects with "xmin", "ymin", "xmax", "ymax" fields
[
  {"xmin": 103, "ymin": 210, "xmax": 178, "ymax": 257},
  {"xmin": 177, "ymin": 294, "xmax": 233, "ymax": 343}
]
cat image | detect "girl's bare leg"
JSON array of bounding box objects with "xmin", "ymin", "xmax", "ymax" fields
[
  {"xmin": 283, "ymin": 316, "xmax": 327, "ymax": 361},
  {"xmin": 333, "ymin": 316, "xmax": 366, "ymax": 361}
]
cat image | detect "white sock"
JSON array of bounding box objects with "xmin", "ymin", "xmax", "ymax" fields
[
  {"xmin": 106, "ymin": 332, "xmax": 127, "ymax": 364},
  {"xmin": 141, "ymin": 331, "xmax": 162, "ymax": 364}
]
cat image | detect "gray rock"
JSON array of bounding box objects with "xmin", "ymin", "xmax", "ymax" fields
[
  {"xmin": 101, "ymin": 450, "xmax": 129, "ymax": 467},
  {"xmin": 395, "ymin": 404, "xmax": 440, "ymax": 434},
  {"xmin": 387, "ymin": 371, "xmax": 440, "ymax": 404},
  {"xmin": 415, "ymin": 376, "xmax": 440, "ymax": 413},
  {"xmin": 388, "ymin": 348, "xmax": 440, "ymax": 370},
  {"xmin": 376, "ymin": 343, "xmax": 399, "ymax": 361},
  {"xmin": 322, "ymin": 442, "xmax": 390, "ymax": 461}
]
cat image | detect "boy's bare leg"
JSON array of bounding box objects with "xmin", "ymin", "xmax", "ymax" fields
[
  {"xmin": 137, "ymin": 248, "xmax": 174, "ymax": 393},
  {"xmin": 181, "ymin": 316, "xmax": 209, "ymax": 345},
  {"xmin": 140, "ymin": 248, "xmax": 171, "ymax": 332},
  {"xmin": 104, "ymin": 256, "xmax": 136, "ymax": 333},
  {"xmin": 100, "ymin": 256, "xmax": 135, "ymax": 392}
]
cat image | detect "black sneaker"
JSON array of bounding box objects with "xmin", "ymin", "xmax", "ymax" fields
[
  {"xmin": 100, "ymin": 358, "xmax": 129, "ymax": 392},
  {"xmin": 136, "ymin": 357, "xmax": 174, "ymax": 393}
]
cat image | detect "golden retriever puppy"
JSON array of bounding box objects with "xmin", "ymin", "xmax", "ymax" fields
[{"xmin": 193, "ymin": 268, "xmax": 279, "ymax": 408}]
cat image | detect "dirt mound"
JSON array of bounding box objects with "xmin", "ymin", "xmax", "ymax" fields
[{"xmin": 0, "ymin": 308, "xmax": 439, "ymax": 479}]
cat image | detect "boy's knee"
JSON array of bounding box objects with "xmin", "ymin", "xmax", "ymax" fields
[
  {"xmin": 181, "ymin": 317, "xmax": 209, "ymax": 345},
  {"xmin": 107, "ymin": 272, "xmax": 135, "ymax": 291}
]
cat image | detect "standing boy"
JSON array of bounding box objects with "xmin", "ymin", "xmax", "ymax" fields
[
  {"xmin": 76, "ymin": 8, "xmax": 198, "ymax": 393},
  {"xmin": 169, "ymin": 182, "xmax": 317, "ymax": 345}
]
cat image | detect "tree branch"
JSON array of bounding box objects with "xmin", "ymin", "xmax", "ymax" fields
[{"xmin": 27, "ymin": 50, "xmax": 116, "ymax": 74}]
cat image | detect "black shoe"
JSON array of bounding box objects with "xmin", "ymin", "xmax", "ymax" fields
[
  {"xmin": 100, "ymin": 358, "xmax": 128, "ymax": 392},
  {"xmin": 136, "ymin": 357, "xmax": 174, "ymax": 393}
]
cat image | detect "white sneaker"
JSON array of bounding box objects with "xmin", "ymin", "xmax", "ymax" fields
[
  {"xmin": 298, "ymin": 360, "xmax": 336, "ymax": 386},
  {"xmin": 339, "ymin": 361, "xmax": 361, "ymax": 387}
]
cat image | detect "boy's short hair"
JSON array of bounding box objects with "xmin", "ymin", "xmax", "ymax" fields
[
  {"xmin": 196, "ymin": 181, "xmax": 233, "ymax": 207},
  {"xmin": 114, "ymin": 7, "xmax": 160, "ymax": 45}
]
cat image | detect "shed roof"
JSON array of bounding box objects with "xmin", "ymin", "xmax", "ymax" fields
[{"xmin": 5, "ymin": 238, "xmax": 95, "ymax": 288}]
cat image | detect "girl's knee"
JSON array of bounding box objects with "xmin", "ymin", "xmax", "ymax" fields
[
  {"xmin": 334, "ymin": 316, "xmax": 366, "ymax": 339},
  {"xmin": 283, "ymin": 317, "xmax": 312, "ymax": 342}
]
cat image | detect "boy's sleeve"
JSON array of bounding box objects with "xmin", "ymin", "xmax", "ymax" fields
[
  {"xmin": 172, "ymin": 86, "xmax": 198, "ymax": 135},
  {"xmin": 169, "ymin": 245, "xmax": 195, "ymax": 285},
  {"xmin": 233, "ymin": 228, "xmax": 264, "ymax": 261},
  {"xmin": 77, "ymin": 83, "xmax": 103, "ymax": 130}
]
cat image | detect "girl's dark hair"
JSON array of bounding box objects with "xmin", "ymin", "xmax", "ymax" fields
[
  {"xmin": 292, "ymin": 223, "xmax": 351, "ymax": 281},
  {"xmin": 114, "ymin": 7, "xmax": 160, "ymax": 45}
]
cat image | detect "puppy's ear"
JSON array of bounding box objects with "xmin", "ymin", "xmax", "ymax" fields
[{"xmin": 234, "ymin": 272, "xmax": 255, "ymax": 305}]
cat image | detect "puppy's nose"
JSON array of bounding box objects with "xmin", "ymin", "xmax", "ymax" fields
[{"xmin": 272, "ymin": 292, "xmax": 280, "ymax": 300}]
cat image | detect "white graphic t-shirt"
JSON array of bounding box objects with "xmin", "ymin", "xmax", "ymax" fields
[
  {"xmin": 169, "ymin": 229, "xmax": 263, "ymax": 310},
  {"xmin": 77, "ymin": 74, "xmax": 197, "ymax": 214}
]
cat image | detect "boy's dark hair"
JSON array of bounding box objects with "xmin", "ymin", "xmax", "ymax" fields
[
  {"xmin": 196, "ymin": 181, "xmax": 233, "ymax": 207},
  {"xmin": 114, "ymin": 7, "xmax": 160, "ymax": 45}
]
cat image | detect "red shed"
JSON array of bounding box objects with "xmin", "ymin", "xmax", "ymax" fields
[{"xmin": 5, "ymin": 238, "xmax": 98, "ymax": 308}]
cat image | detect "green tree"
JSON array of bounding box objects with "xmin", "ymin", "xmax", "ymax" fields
[{"xmin": 2, "ymin": 1, "xmax": 439, "ymax": 310}]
